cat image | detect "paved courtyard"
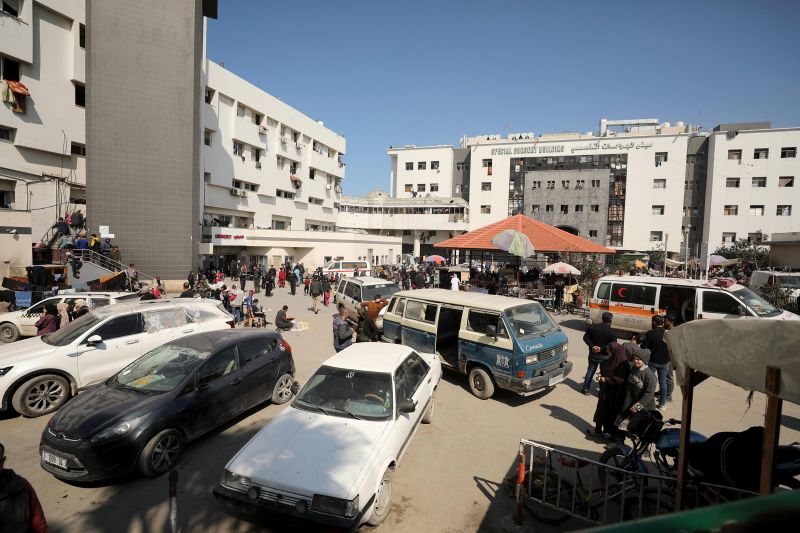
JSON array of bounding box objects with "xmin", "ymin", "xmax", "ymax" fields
[{"xmin": 2, "ymin": 285, "xmax": 799, "ymax": 532}]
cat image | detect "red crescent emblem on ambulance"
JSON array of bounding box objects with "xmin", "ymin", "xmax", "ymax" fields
[{"xmin": 617, "ymin": 287, "xmax": 628, "ymax": 298}]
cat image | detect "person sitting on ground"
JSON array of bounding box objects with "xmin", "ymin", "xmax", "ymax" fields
[
  {"xmin": 0, "ymin": 441, "xmax": 49, "ymax": 533},
  {"xmin": 35, "ymin": 303, "xmax": 60, "ymax": 335},
  {"xmin": 250, "ymin": 299, "xmax": 266, "ymax": 327},
  {"xmin": 275, "ymin": 305, "xmax": 294, "ymax": 331},
  {"xmin": 333, "ymin": 308, "xmax": 355, "ymax": 352},
  {"xmin": 179, "ymin": 282, "xmax": 194, "ymax": 298}
]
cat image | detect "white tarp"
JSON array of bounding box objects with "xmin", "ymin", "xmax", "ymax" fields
[{"xmin": 665, "ymin": 319, "xmax": 800, "ymax": 404}]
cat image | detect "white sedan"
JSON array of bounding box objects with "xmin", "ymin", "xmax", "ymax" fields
[{"xmin": 214, "ymin": 343, "xmax": 442, "ymax": 529}]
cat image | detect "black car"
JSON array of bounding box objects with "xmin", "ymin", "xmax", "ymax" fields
[{"xmin": 40, "ymin": 329, "xmax": 297, "ymax": 482}]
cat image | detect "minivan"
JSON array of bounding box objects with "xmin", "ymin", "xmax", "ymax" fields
[
  {"xmin": 589, "ymin": 275, "xmax": 798, "ymax": 335},
  {"xmin": 381, "ymin": 289, "xmax": 571, "ymax": 400},
  {"xmin": 322, "ymin": 260, "xmax": 370, "ymax": 278}
]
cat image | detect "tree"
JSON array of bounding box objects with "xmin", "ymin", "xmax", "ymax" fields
[{"xmin": 713, "ymin": 233, "xmax": 769, "ymax": 268}]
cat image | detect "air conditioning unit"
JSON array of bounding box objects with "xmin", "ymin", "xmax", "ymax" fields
[
  {"xmin": 280, "ymin": 136, "xmax": 288, "ymax": 144},
  {"xmin": 255, "ymin": 162, "xmax": 262, "ymax": 169},
  {"xmin": 230, "ymin": 188, "xmax": 239, "ymax": 195},
  {"xmin": 259, "ymin": 125, "xmax": 267, "ymax": 134},
  {"xmin": 296, "ymin": 143, "xmax": 305, "ymax": 150},
  {"xmin": 239, "ymin": 190, "xmax": 248, "ymax": 197},
  {"xmin": 326, "ymin": 184, "xmax": 333, "ymax": 190}
]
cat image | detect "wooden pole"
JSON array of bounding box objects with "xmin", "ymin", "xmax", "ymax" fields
[
  {"xmin": 759, "ymin": 366, "xmax": 782, "ymax": 495},
  {"xmin": 675, "ymin": 366, "xmax": 696, "ymax": 511}
]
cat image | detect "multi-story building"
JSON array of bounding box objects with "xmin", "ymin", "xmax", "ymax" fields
[
  {"xmin": 702, "ymin": 123, "xmax": 800, "ymax": 251},
  {"xmin": 1, "ymin": 0, "xmax": 86, "ymax": 242},
  {"xmin": 388, "ymin": 145, "xmax": 470, "ymax": 200}
]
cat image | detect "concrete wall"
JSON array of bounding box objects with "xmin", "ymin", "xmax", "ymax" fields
[
  {"xmin": 389, "ymin": 146, "xmax": 454, "ymax": 198},
  {"xmin": 86, "ymin": 0, "xmax": 204, "ymax": 278},
  {"xmin": 0, "ymin": 209, "xmax": 32, "ymax": 279}
]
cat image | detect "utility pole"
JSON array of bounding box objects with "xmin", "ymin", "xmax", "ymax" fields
[
  {"xmin": 663, "ymin": 233, "xmax": 669, "ymax": 277},
  {"xmin": 684, "ymin": 226, "xmax": 689, "ymax": 278}
]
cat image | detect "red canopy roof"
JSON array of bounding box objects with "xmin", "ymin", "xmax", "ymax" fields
[{"xmin": 434, "ymin": 214, "xmax": 615, "ymax": 254}]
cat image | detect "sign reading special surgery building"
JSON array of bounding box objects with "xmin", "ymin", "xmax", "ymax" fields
[
  {"xmin": 489, "ymin": 140, "xmax": 654, "ymax": 156},
  {"xmin": 211, "ymin": 228, "xmax": 247, "ymax": 245}
]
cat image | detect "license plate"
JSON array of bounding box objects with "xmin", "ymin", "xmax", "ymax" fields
[
  {"xmin": 548, "ymin": 373, "xmax": 564, "ymax": 386},
  {"xmin": 42, "ymin": 450, "xmax": 68, "ymax": 469}
]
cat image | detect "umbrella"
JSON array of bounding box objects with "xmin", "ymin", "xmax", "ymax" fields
[
  {"xmin": 491, "ymin": 229, "xmax": 535, "ymax": 258},
  {"xmin": 542, "ymin": 261, "xmax": 581, "ymax": 275},
  {"xmin": 634, "ymin": 259, "xmax": 647, "ymax": 269},
  {"xmin": 709, "ymin": 255, "xmax": 742, "ymax": 267},
  {"xmin": 424, "ymin": 255, "xmax": 446, "ymax": 264}
]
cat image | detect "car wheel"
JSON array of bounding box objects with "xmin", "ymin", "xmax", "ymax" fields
[
  {"xmin": 0, "ymin": 323, "xmax": 20, "ymax": 343},
  {"xmin": 138, "ymin": 429, "xmax": 183, "ymax": 477},
  {"xmin": 271, "ymin": 373, "xmax": 294, "ymax": 405},
  {"xmin": 421, "ymin": 395, "xmax": 434, "ymax": 424},
  {"xmin": 11, "ymin": 374, "xmax": 70, "ymax": 417},
  {"xmin": 366, "ymin": 467, "xmax": 394, "ymax": 526},
  {"xmin": 468, "ymin": 367, "xmax": 495, "ymax": 400}
]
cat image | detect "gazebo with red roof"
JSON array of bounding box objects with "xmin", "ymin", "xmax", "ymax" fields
[{"xmin": 434, "ymin": 214, "xmax": 614, "ymax": 256}]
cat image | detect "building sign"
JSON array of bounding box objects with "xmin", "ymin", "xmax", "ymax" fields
[
  {"xmin": 214, "ymin": 234, "xmax": 245, "ymax": 240},
  {"xmin": 211, "ymin": 229, "xmax": 248, "ymax": 245},
  {"xmin": 490, "ymin": 140, "xmax": 654, "ymax": 157}
]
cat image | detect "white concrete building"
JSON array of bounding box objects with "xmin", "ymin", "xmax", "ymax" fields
[
  {"xmin": 1, "ymin": 0, "xmax": 86, "ymax": 242},
  {"xmin": 702, "ymin": 125, "xmax": 800, "ymax": 251}
]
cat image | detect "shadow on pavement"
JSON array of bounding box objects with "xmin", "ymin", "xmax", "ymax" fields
[
  {"xmin": 539, "ymin": 404, "xmax": 594, "ymax": 436},
  {"xmin": 557, "ymin": 319, "xmax": 588, "ymax": 333},
  {"xmin": 439, "ymin": 369, "xmax": 556, "ymax": 407},
  {"xmin": 782, "ymin": 414, "xmax": 800, "ymax": 432}
]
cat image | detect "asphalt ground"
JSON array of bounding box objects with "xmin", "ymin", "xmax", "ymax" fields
[{"xmin": 2, "ymin": 282, "xmax": 799, "ymax": 532}]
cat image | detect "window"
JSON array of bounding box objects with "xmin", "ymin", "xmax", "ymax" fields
[
  {"xmin": 610, "ymin": 284, "xmax": 657, "ymax": 306},
  {"xmin": 253, "ymin": 113, "xmax": 262, "ymax": 125},
  {"xmin": 466, "ymin": 310, "xmax": 505, "ymax": 337},
  {"xmin": 726, "ymin": 177, "xmax": 740, "ymax": 188},
  {"xmin": 74, "ymin": 83, "xmax": 85, "ymax": 107},
  {"xmin": 405, "ymin": 162, "xmax": 413, "ymax": 171},
  {"xmin": 652, "ymin": 205, "xmax": 664, "ymax": 215},
  {"xmin": 238, "ymin": 338, "xmax": 276, "ymax": 366},
  {"xmin": 560, "ymin": 205, "xmax": 568, "ymax": 214},
  {"xmin": 2, "ymin": 0, "xmax": 19, "ymax": 17},
  {"xmin": 650, "ymin": 231, "xmax": 663, "ymax": 242},
  {"xmin": 481, "ymin": 182, "xmax": 492, "ymax": 191},
  {"xmin": 574, "ymin": 205, "xmax": 583, "ymax": 212},
  {"xmin": 204, "ymin": 87, "xmax": 214, "ymax": 104},
  {"xmin": 203, "ymin": 129, "xmax": 212, "ymax": 146},
  {"xmin": 480, "ymin": 205, "xmax": 491, "ymax": 214},
  {"xmin": 781, "ymin": 147, "xmax": 796, "ymax": 158},
  {"xmin": 590, "ymin": 204, "xmax": 599, "ymax": 212},
  {"xmin": 546, "ymin": 180, "xmax": 555, "ymax": 189},
  {"xmin": 456, "ymin": 162, "xmax": 470, "ymax": 171},
  {"xmin": 237, "ymin": 104, "xmax": 245, "ymax": 118},
  {"xmin": 575, "ymin": 179, "xmax": 585, "ymax": 189},
  {"xmin": 653, "ymin": 179, "xmax": 666, "ymax": 189},
  {"xmin": 482, "ymin": 158, "xmax": 492, "ymax": 167},
  {"xmin": 204, "ymin": 172, "xmax": 211, "ymax": 183},
  {"xmin": 531, "ymin": 181, "xmax": 540, "ymax": 189},
  {"xmin": 728, "ymin": 149, "xmax": 742, "ymax": 161},
  {"xmin": 532, "ymin": 204, "xmax": 540, "ymax": 213},
  {"xmin": 545, "ymin": 204, "xmax": 554, "ymax": 212},
  {"xmin": 271, "ymin": 219, "xmax": 286, "ymax": 230},
  {"xmin": 751, "ymin": 177, "xmax": 766, "ymax": 187},
  {"xmin": 395, "ymin": 353, "xmax": 430, "ymax": 400},
  {"xmin": 232, "ymin": 141, "xmax": 244, "ymax": 156},
  {"xmin": 777, "ymin": 205, "xmax": 792, "ymax": 216},
  {"xmin": 596, "ymin": 282, "xmax": 611, "ymax": 300},
  {"xmin": 394, "ymin": 298, "xmax": 406, "ymax": 317},
  {"xmin": 0, "ymin": 57, "xmax": 20, "ymax": 81},
  {"xmin": 430, "ymin": 183, "xmax": 439, "ymax": 192},
  {"xmin": 591, "ymin": 179, "xmax": 601, "ymax": 188},
  {"xmin": 723, "ymin": 205, "xmax": 738, "ymax": 216},
  {"xmin": 404, "ymin": 300, "xmax": 437, "ymax": 323},
  {"xmin": 79, "ymin": 23, "xmax": 86, "ymax": 49},
  {"xmin": 417, "ymin": 184, "xmax": 426, "ymax": 192},
  {"xmin": 344, "ymin": 282, "xmax": 362, "ymax": 302},
  {"xmin": 197, "ymin": 346, "xmax": 238, "ymax": 387},
  {"xmin": 702, "ymin": 292, "xmax": 742, "ymax": 315},
  {"xmin": 589, "ymin": 230, "xmax": 598, "ymax": 238},
  {"xmin": 404, "ymin": 184, "xmax": 412, "ymax": 193},
  {"xmin": 753, "ymin": 148, "xmax": 769, "ymax": 159},
  {"xmin": 431, "ymin": 161, "xmax": 439, "ymax": 170},
  {"xmin": 655, "ymin": 152, "xmax": 668, "ymax": 165},
  {"xmin": 417, "ymin": 162, "xmax": 426, "ymax": 170},
  {"xmin": 722, "ymin": 232, "xmax": 736, "ymax": 243},
  {"xmin": 90, "ymin": 314, "xmax": 143, "ymax": 342},
  {"xmin": 562, "ymin": 180, "xmax": 570, "ymax": 189},
  {"xmin": 779, "ymin": 176, "xmax": 794, "ymax": 187},
  {"xmin": 749, "ymin": 205, "xmax": 764, "ymax": 216},
  {"xmin": 0, "ymin": 125, "xmax": 13, "ymax": 141},
  {"xmin": 70, "ymin": 142, "xmax": 86, "ymax": 156}
]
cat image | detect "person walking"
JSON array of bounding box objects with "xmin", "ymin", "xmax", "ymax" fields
[
  {"xmin": 450, "ymin": 273, "xmax": 460, "ymax": 291},
  {"xmin": 275, "ymin": 305, "xmax": 294, "ymax": 331},
  {"xmin": 288, "ymin": 270, "xmax": 298, "ymax": 296},
  {"xmin": 554, "ymin": 276, "xmax": 566, "ymax": 312},
  {"xmin": 35, "ymin": 303, "xmax": 60, "ymax": 335},
  {"xmin": 239, "ymin": 264, "xmax": 248, "ymax": 291},
  {"xmin": 188, "ymin": 271, "xmax": 195, "ymax": 290},
  {"xmin": 303, "ymin": 274, "xmax": 311, "ymax": 296},
  {"xmin": 360, "ymin": 295, "xmax": 389, "ymax": 341},
  {"xmin": 322, "ymin": 276, "xmax": 331, "ymax": 306},
  {"xmin": 620, "ymin": 346, "xmax": 657, "ymax": 421},
  {"xmin": 230, "ymin": 284, "xmax": 244, "ymax": 324},
  {"xmin": 332, "ymin": 308, "xmax": 355, "ymax": 352},
  {"xmin": 640, "ymin": 315, "xmax": 670, "ymax": 410},
  {"xmin": 265, "ymin": 273, "xmax": 274, "ymax": 297},
  {"xmin": 309, "ymin": 276, "xmax": 323, "ymax": 314},
  {"xmin": 589, "ymin": 342, "xmax": 630, "ymax": 439},
  {"xmin": 278, "ymin": 267, "xmax": 286, "ymax": 289},
  {"xmin": 581, "ymin": 311, "xmax": 617, "ymax": 394},
  {"xmin": 0, "ymin": 441, "xmax": 49, "ymax": 533},
  {"xmin": 252, "ymin": 266, "xmax": 261, "ymax": 294}
]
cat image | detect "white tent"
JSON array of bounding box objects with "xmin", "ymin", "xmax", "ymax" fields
[{"xmin": 542, "ymin": 261, "xmax": 581, "ymax": 276}]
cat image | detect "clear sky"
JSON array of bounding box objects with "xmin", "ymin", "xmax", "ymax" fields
[{"xmin": 207, "ymin": 0, "xmax": 800, "ymax": 196}]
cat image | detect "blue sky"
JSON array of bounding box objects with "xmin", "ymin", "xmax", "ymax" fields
[{"xmin": 207, "ymin": 0, "xmax": 800, "ymax": 196}]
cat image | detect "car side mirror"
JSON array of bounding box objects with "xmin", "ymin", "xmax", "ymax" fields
[
  {"xmin": 486, "ymin": 324, "xmax": 498, "ymax": 340},
  {"xmin": 86, "ymin": 335, "xmax": 102, "ymax": 346},
  {"xmin": 398, "ymin": 399, "xmax": 416, "ymax": 414}
]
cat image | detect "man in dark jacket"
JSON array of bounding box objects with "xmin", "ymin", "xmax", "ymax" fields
[
  {"xmin": 333, "ymin": 308, "xmax": 354, "ymax": 352},
  {"xmin": 179, "ymin": 282, "xmax": 194, "ymax": 298},
  {"xmin": 640, "ymin": 315, "xmax": 670, "ymax": 409},
  {"xmin": 414, "ymin": 270, "xmax": 425, "ymax": 289},
  {"xmin": 581, "ymin": 312, "xmax": 617, "ymax": 394},
  {"xmin": 275, "ymin": 305, "xmax": 294, "ymax": 331},
  {"xmin": 309, "ymin": 276, "xmax": 323, "ymax": 314},
  {"xmin": 0, "ymin": 442, "xmax": 48, "ymax": 533}
]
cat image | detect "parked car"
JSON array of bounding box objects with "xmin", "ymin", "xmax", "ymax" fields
[
  {"xmin": 214, "ymin": 343, "xmax": 441, "ymax": 529},
  {"xmin": 749, "ymin": 270, "xmax": 800, "ymax": 299},
  {"xmin": 334, "ymin": 276, "xmax": 401, "ymax": 331},
  {"xmin": 0, "ymin": 298, "xmax": 234, "ymax": 417},
  {"xmin": 39, "ymin": 329, "xmax": 296, "ymax": 481},
  {"xmin": 0, "ymin": 291, "xmax": 139, "ymax": 343}
]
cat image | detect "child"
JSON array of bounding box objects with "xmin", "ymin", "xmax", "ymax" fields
[{"xmin": 304, "ymin": 274, "xmax": 311, "ymax": 295}]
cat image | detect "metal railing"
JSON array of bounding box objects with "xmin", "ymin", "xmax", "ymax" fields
[{"xmin": 56, "ymin": 249, "xmax": 155, "ymax": 283}]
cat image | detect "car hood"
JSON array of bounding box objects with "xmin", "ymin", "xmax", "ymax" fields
[
  {"xmin": 227, "ymin": 406, "xmax": 390, "ymax": 498},
  {"xmin": 0, "ymin": 336, "xmax": 60, "ymax": 365},
  {"xmin": 51, "ymin": 383, "xmax": 163, "ymax": 439}
]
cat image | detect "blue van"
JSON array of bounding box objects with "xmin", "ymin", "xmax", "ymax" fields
[{"xmin": 381, "ymin": 289, "xmax": 571, "ymax": 399}]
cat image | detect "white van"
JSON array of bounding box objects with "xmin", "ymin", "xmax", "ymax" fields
[
  {"xmin": 749, "ymin": 271, "xmax": 800, "ymax": 298},
  {"xmin": 589, "ymin": 275, "xmax": 798, "ymax": 334},
  {"xmin": 322, "ymin": 260, "xmax": 371, "ymax": 278}
]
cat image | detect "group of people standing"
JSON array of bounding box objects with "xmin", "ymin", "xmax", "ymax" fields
[
  {"xmin": 34, "ymin": 299, "xmax": 90, "ymax": 336},
  {"xmin": 582, "ymin": 311, "xmax": 674, "ymax": 440}
]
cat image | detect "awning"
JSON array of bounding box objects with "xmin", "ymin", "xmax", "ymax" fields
[
  {"xmin": 290, "ymin": 175, "xmax": 302, "ymax": 184},
  {"xmin": 6, "ymin": 80, "xmax": 30, "ymax": 96}
]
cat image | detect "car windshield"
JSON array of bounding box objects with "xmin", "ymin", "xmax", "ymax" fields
[
  {"xmin": 362, "ymin": 284, "xmax": 400, "ymax": 301},
  {"xmin": 732, "ymin": 288, "xmax": 782, "ymax": 317},
  {"xmin": 42, "ymin": 313, "xmax": 103, "ymax": 346},
  {"xmin": 113, "ymin": 343, "xmax": 212, "ymax": 393},
  {"xmin": 503, "ymin": 303, "xmax": 559, "ymax": 340},
  {"xmin": 777, "ymin": 276, "xmax": 800, "ymax": 288},
  {"xmin": 293, "ymin": 365, "xmax": 393, "ymax": 421}
]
